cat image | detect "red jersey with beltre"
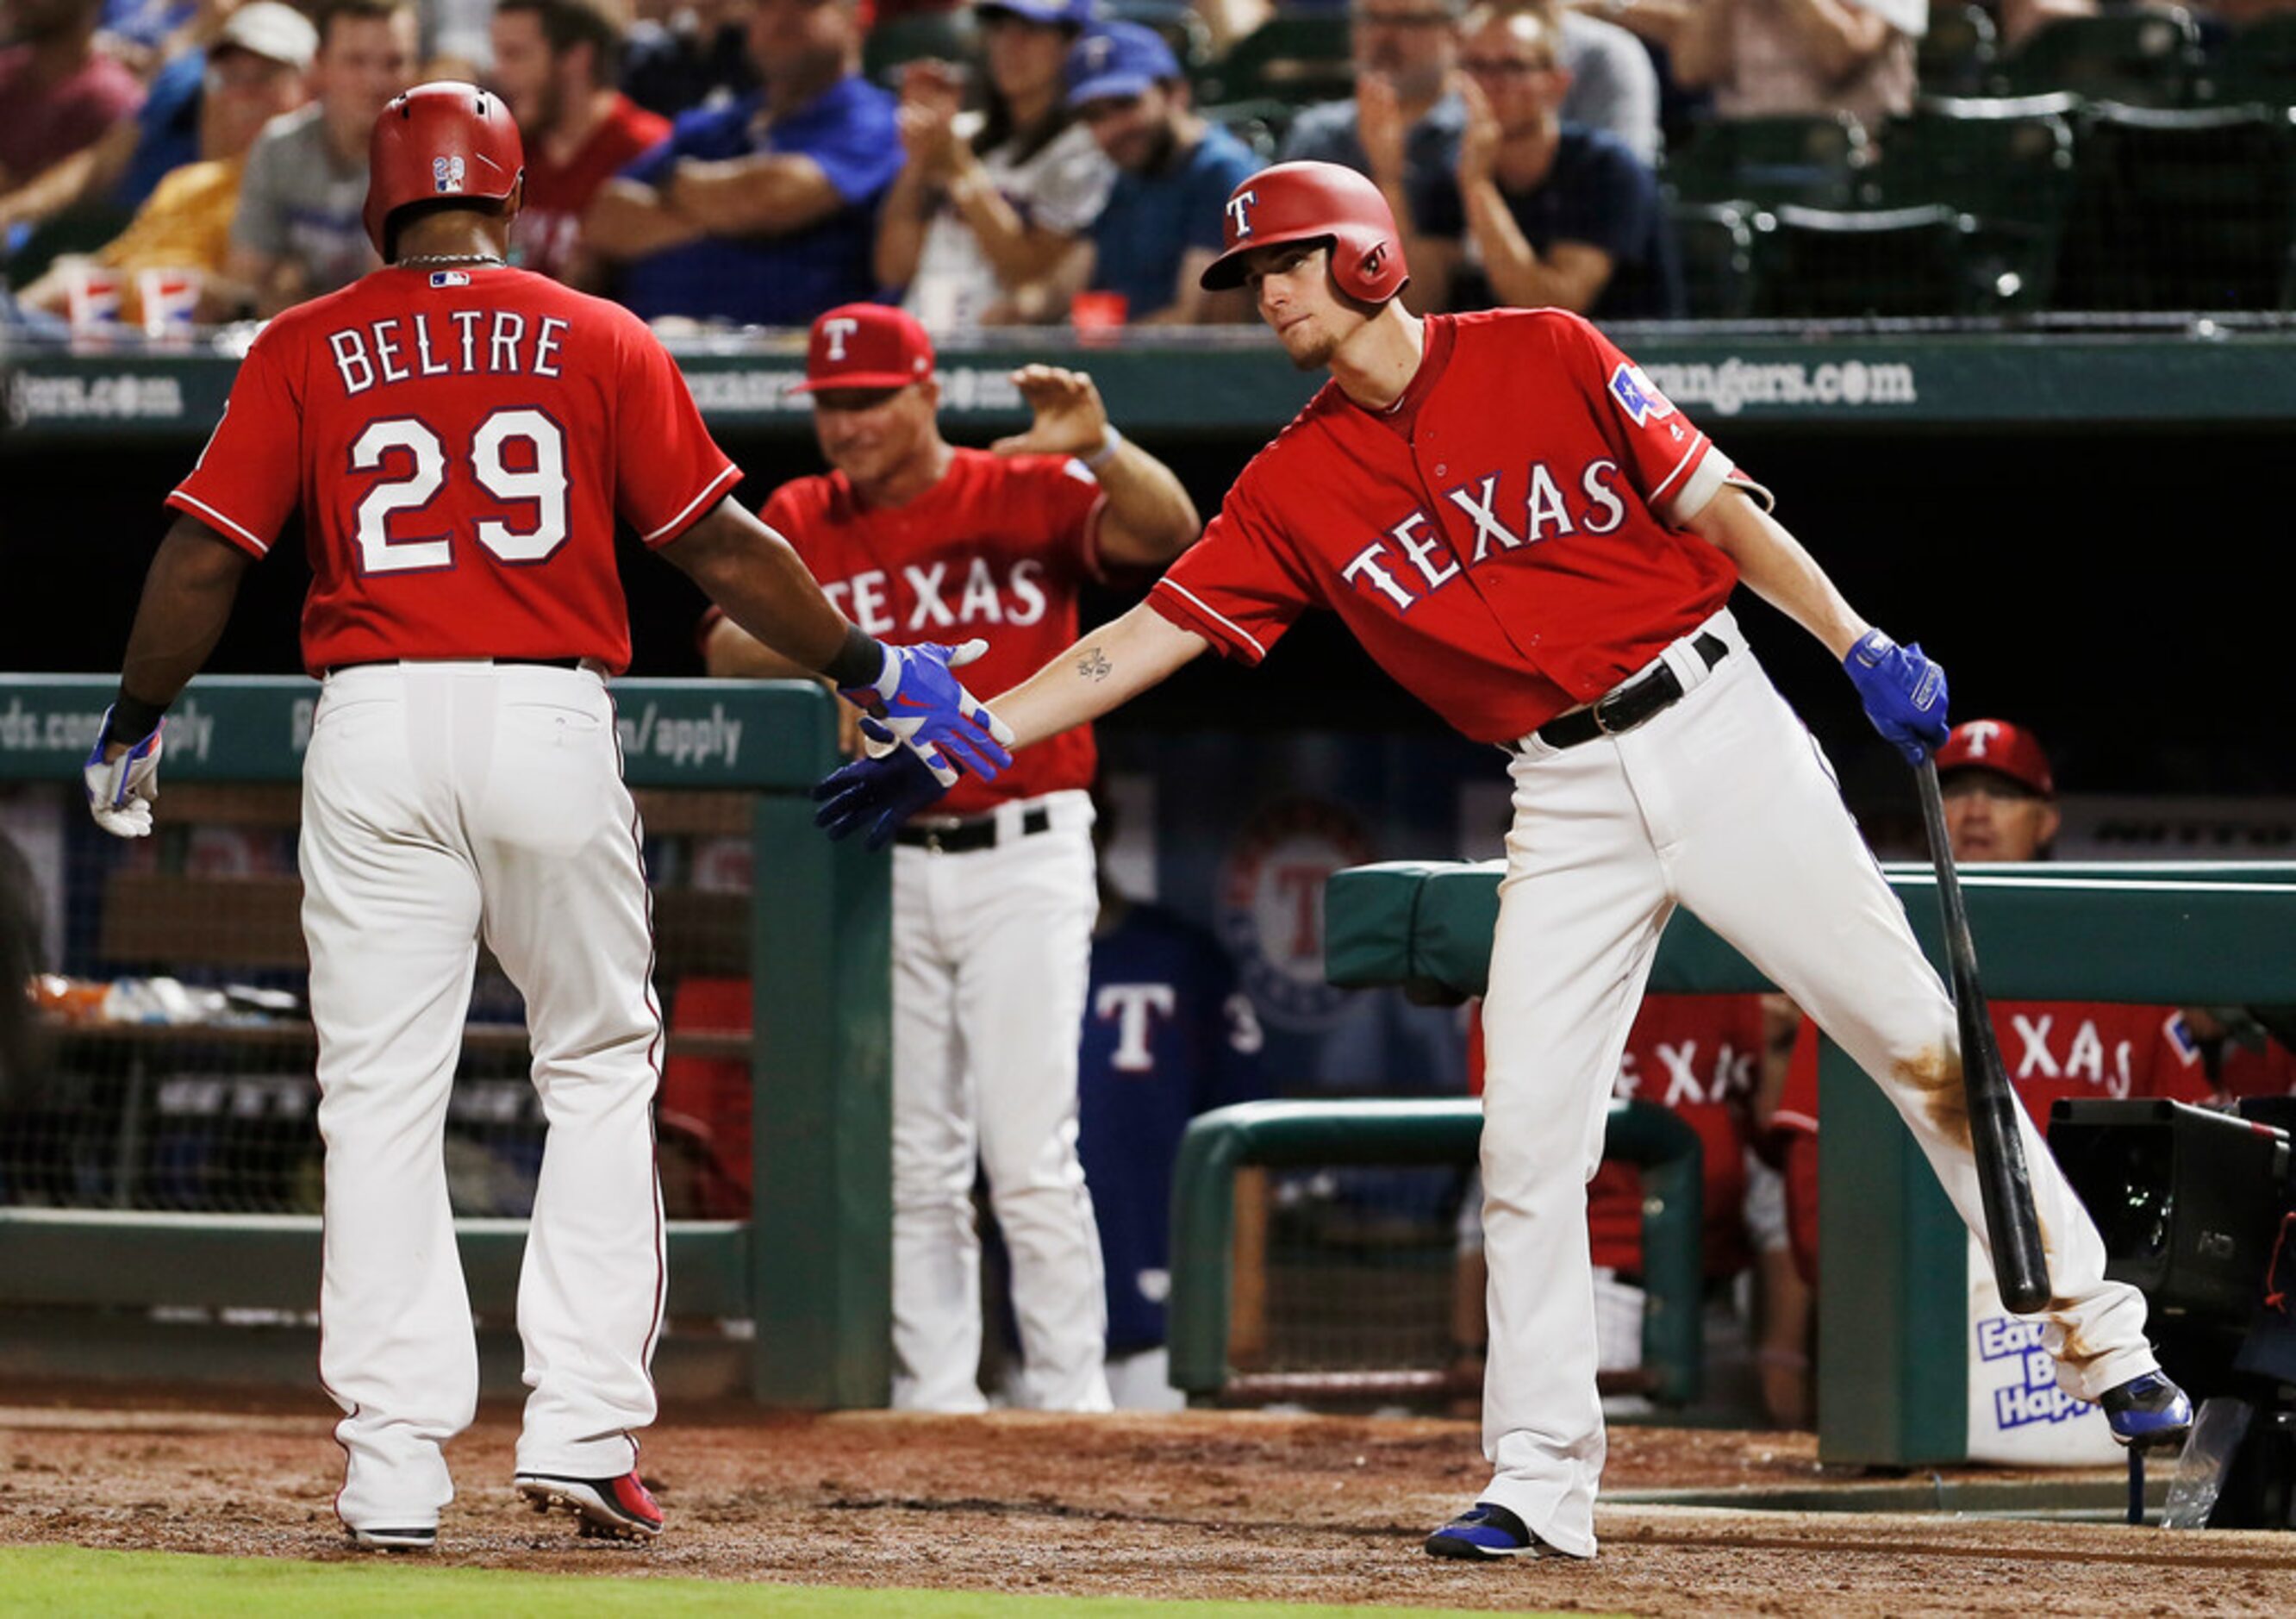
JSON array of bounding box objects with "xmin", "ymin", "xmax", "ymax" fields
[
  {"xmin": 764, "ymin": 306, "xmax": 1107, "ymax": 816},
  {"xmin": 1148, "ymin": 308, "xmax": 1769, "ymax": 743},
  {"xmin": 168, "ymin": 266, "xmax": 737, "ymax": 676}
]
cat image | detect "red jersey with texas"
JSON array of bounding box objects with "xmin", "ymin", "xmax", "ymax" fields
[
  {"xmin": 515, "ymin": 94, "xmax": 671, "ymax": 282},
  {"xmin": 168, "ymin": 266, "xmax": 736, "ymax": 676},
  {"xmin": 764, "ymin": 446, "xmax": 1106, "ymax": 816},
  {"xmin": 1588, "ymin": 994, "xmax": 1767, "ymax": 1278},
  {"xmin": 1147, "ymin": 309, "xmax": 1765, "ymax": 744}
]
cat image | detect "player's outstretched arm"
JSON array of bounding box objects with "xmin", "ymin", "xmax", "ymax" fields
[
  {"xmin": 116, "ymin": 515, "xmax": 258, "ymax": 716},
  {"xmin": 1687, "ymin": 484, "xmax": 1949, "ymax": 761},
  {"xmin": 992, "ymin": 601, "xmax": 1210, "ymax": 753},
  {"xmin": 664, "ymin": 497, "xmax": 885, "ymax": 675},
  {"xmin": 1683, "ymin": 485, "xmax": 1866, "ymax": 658}
]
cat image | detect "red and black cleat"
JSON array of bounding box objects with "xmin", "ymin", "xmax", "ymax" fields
[{"xmin": 515, "ymin": 1471, "xmax": 664, "ymax": 1540}]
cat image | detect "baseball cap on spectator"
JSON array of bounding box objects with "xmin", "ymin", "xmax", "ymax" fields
[
  {"xmin": 1936, "ymin": 719, "xmax": 2054, "ymax": 797},
  {"xmin": 981, "ymin": 0, "xmax": 1094, "ymax": 27},
  {"xmin": 214, "ymin": 1, "xmax": 320, "ymax": 69},
  {"xmin": 1065, "ymin": 21, "xmax": 1181, "ymax": 107},
  {"xmin": 786, "ymin": 302, "xmax": 934, "ymax": 393}
]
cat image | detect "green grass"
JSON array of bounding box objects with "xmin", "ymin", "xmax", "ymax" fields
[{"xmin": 0, "ymin": 1545, "xmax": 1591, "ymax": 1618}]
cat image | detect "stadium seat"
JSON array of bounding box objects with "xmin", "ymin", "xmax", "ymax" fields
[
  {"xmin": 1662, "ymin": 113, "xmax": 1872, "ymax": 209},
  {"xmin": 1200, "ymin": 97, "xmax": 1297, "ymax": 160},
  {"xmin": 1196, "ymin": 11, "xmax": 1355, "ymax": 107},
  {"xmin": 1992, "ymin": 7, "xmax": 2201, "ymax": 107},
  {"xmin": 1919, "ymin": 2, "xmax": 1999, "ymax": 99},
  {"xmin": 1751, "ymin": 203, "xmax": 1981, "ymax": 318},
  {"xmin": 1867, "ymin": 94, "xmax": 2078, "ymax": 309},
  {"xmin": 2053, "ymin": 101, "xmax": 2296, "ymax": 310},
  {"xmin": 2199, "ymin": 12, "xmax": 2296, "ymax": 109},
  {"xmin": 1666, "ymin": 199, "xmax": 1760, "ymax": 319},
  {"xmin": 1107, "ymin": 0, "xmax": 1218, "ymax": 76},
  {"xmin": 862, "ymin": 9, "xmax": 977, "ymax": 88}
]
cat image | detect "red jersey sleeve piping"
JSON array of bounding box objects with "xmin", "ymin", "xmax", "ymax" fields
[
  {"xmin": 164, "ymin": 491, "xmax": 270, "ymax": 556},
  {"xmin": 1150, "ymin": 578, "xmax": 1266, "ymax": 664},
  {"xmin": 1644, "ymin": 430, "xmax": 1710, "ymax": 506},
  {"xmin": 1077, "ymin": 490, "xmax": 1111, "ymax": 584},
  {"xmin": 1769, "ymin": 1106, "xmax": 1818, "ymax": 1137},
  {"xmin": 641, "ymin": 461, "xmax": 740, "ymax": 546}
]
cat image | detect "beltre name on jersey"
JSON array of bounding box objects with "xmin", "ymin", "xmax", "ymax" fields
[{"xmin": 324, "ymin": 309, "xmax": 573, "ymax": 395}]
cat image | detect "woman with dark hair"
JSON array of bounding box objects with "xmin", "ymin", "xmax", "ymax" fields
[{"xmin": 874, "ymin": 0, "xmax": 1113, "ymax": 328}]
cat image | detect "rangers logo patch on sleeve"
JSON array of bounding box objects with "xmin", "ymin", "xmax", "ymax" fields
[{"xmin": 1608, "ymin": 362, "xmax": 1676, "ymax": 426}]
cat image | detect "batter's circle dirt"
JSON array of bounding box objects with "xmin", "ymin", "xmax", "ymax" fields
[{"xmin": 3, "ymin": 1387, "xmax": 2291, "ymax": 1615}]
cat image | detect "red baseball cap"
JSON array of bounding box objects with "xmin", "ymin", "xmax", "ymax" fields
[
  {"xmin": 1936, "ymin": 719, "xmax": 2054, "ymax": 797},
  {"xmin": 788, "ymin": 303, "xmax": 934, "ymax": 394}
]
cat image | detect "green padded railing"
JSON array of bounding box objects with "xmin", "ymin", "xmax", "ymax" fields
[
  {"xmin": 1166, "ymin": 1097, "xmax": 1704, "ymax": 1405},
  {"xmin": 1328, "ymin": 858, "xmax": 2296, "ymax": 1003}
]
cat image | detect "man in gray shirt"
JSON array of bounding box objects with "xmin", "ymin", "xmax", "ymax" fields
[
  {"xmin": 220, "ymin": 0, "xmax": 417, "ymax": 316},
  {"xmin": 1280, "ymin": 0, "xmax": 1658, "ymax": 227}
]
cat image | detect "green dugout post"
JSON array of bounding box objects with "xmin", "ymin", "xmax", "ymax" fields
[
  {"xmin": 1320, "ymin": 858, "xmax": 2296, "ymax": 1463},
  {"xmin": 0, "ymin": 674, "xmax": 889, "ymax": 1407}
]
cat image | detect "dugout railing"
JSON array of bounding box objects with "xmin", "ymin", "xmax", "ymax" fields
[
  {"xmin": 0, "ymin": 673, "xmax": 891, "ymax": 1408},
  {"xmin": 1315, "ymin": 857, "xmax": 2296, "ymax": 1463},
  {"xmin": 1166, "ymin": 1096, "xmax": 1705, "ymax": 1406}
]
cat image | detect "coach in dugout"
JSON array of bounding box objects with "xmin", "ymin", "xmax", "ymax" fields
[
  {"xmin": 1767, "ymin": 719, "xmax": 2219, "ymax": 1404},
  {"xmin": 707, "ymin": 303, "xmax": 1201, "ymax": 1412}
]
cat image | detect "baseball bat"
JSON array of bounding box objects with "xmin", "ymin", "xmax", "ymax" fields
[{"xmin": 1914, "ymin": 758, "xmax": 2053, "ymax": 1316}]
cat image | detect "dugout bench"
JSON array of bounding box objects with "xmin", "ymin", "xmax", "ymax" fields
[
  {"xmin": 1304, "ymin": 857, "xmax": 2296, "ymax": 1464},
  {"xmin": 0, "ymin": 673, "xmax": 893, "ymax": 1407}
]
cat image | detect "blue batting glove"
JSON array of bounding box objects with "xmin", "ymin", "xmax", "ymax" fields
[
  {"xmin": 1844, "ymin": 628, "xmax": 1950, "ymax": 765},
  {"xmin": 811, "ymin": 744, "xmax": 955, "ymax": 851},
  {"xmin": 82, "ymin": 706, "xmax": 164, "ymax": 838},
  {"xmin": 838, "ymin": 638, "xmax": 1015, "ymax": 784}
]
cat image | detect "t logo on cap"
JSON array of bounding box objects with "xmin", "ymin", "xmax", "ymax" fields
[
  {"xmin": 789, "ymin": 303, "xmax": 937, "ymax": 396},
  {"xmin": 1960, "ymin": 719, "xmax": 2001, "ymax": 758},
  {"xmin": 1226, "ymin": 190, "xmax": 1257, "ymax": 241}
]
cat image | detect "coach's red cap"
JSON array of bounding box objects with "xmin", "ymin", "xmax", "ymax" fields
[
  {"xmin": 1936, "ymin": 719, "xmax": 2054, "ymax": 797},
  {"xmin": 788, "ymin": 303, "xmax": 934, "ymax": 394}
]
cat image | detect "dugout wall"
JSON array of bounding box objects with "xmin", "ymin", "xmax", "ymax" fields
[{"xmin": 0, "ymin": 674, "xmax": 891, "ymax": 1408}]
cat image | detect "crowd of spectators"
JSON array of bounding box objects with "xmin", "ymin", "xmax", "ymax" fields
[{"xmin": 5, "ymin": 0, "xmax": 2294, "ymax": 333}]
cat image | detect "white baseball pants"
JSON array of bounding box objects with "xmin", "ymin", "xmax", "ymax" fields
[
  {"xmin": 888, "ymin": 790, "xmax": 1111, "ymax": 1413},
  {"xmin": 303, "ymin": 662, "xmax": 664, "ymax": 1533},
  {"xmin": 1474, "ymin": 609, "xmax": 2156, "ymax": 1558}
]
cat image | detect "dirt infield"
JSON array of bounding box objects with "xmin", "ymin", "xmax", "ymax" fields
[{"xmin": 3, "ymin": 1389, "xmax": 2293, "ymax": 1616}]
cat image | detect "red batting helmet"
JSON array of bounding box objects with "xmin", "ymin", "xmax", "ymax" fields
[
  {"xmin": 1198, "ymin": 160, "xmax": 1409, "ymax": 303},
  {"xmin": 365, "ymin": 82, "xmax": 526, "ymax": 259}
]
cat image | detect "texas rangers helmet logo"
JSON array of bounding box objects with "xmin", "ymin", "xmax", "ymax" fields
[
  {"xmin": 1226, "ymin": 189, "xmax": 1258, "ymax": 242},
  {"xmin": 1608, "ymin": 362, "xmax": 1676, "ymax": 426},
  {"xmin": 1216, "ymin": 798, "xmax": 1376, "ymax": 1028},
  {"xmin": 820, "ymin": 316, "xmax": 859, "ymax": 360},
  {"xmin": 434, "ymin": 155, "xmax": 466, "ymax": 194},
  {"xmin": 1960, "ymin": 719, "xmax": 2002, "ymax": 758}
]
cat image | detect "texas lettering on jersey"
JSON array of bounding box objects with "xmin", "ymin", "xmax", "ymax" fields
[
  {"xmin": 169, "ymin": 265, "xmax": 736, "ymax": 676},
  {"xmin": 762, "ymin": 447, "xmax": 1105, "ymax": 815},
  {"xmin": 1149, "ymin": 309, "xmax": 1771, "ymax": 744}
]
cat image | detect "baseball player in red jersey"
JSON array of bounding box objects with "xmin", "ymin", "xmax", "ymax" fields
[
  {"xmin": 708, "ymin": 303, "xmax": 1201, "ymax": 1411},
  {"xmin": 1769, "ymin": 719, "xmax": 2218, "ymax": 1289},
  {"xmin": 817, "ymin": 160, "xmax": 2193, "ymax": 1558},
  {"xmin": 80, "ymin": 84, "xmax": 1010, "ymax": 1551}
]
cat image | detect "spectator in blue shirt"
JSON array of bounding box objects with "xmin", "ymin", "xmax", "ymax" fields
[
  {"xmin": 583, "ymin": 0, "xmax": 900, "ymax": 327},
  {"xmin": 1064, "ymin": 21, "xmax": 1261, "ymax": 324},
  {"xmin": 1408, "ymin": 0, "xmax": 1680, "ymax": 320}
]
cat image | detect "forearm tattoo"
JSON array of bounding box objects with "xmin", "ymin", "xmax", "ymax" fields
[{"xmin": 1077, "ymin": 647, "xmax": 1113, "ymax": 682}]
